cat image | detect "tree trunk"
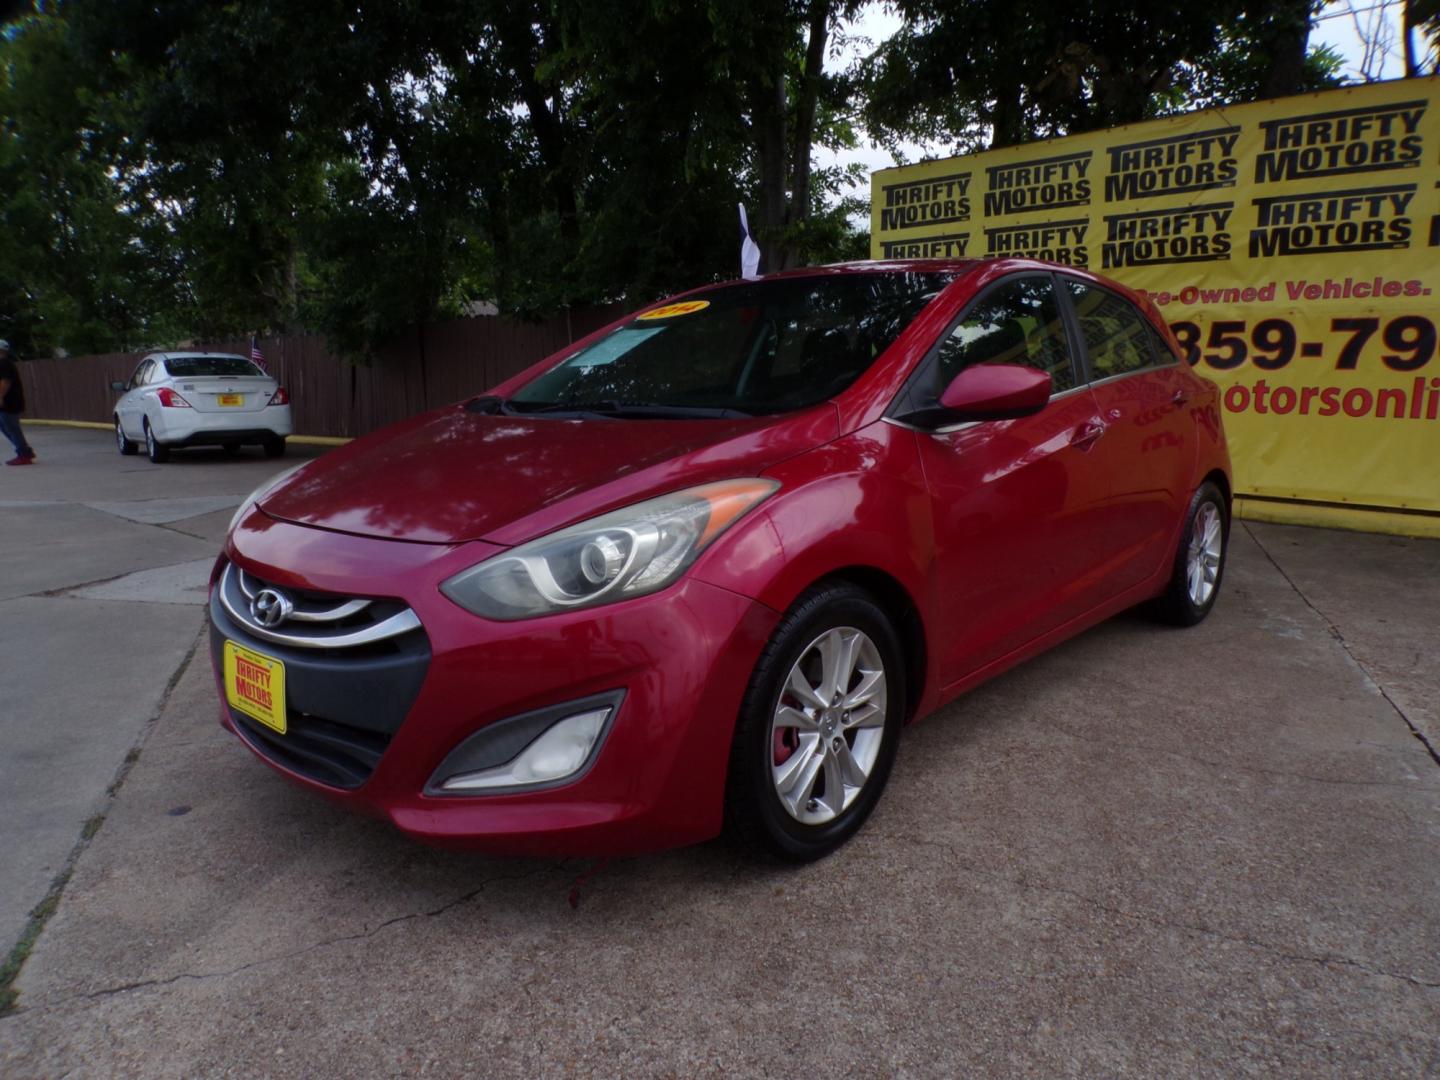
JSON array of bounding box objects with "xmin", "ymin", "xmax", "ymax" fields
[
  {"xmin": 784, "ymin": 0, "xmax": 831, "ymax": 269},
  {"xmin": 1403, "ymin": 0, "xmax": 1418, "ymax": 77},
  {"xmin": 496, "ymin": 6, "xmax": 580, "ymax": 244},
  {"xmin": 1255, "ymin": 0, "xmax": 1314, "ymax": 100},
  {"xmin": 988, "ymin": 83, "xmax": 1025, "ymax": 149},
  {"xmin": 753, "ymin": 72, "xmax": 788, "ymax": 274}
]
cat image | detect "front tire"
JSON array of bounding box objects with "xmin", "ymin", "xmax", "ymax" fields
[
  {"xmin": 725, "ymin": 582, "xmax": 905, "ymax": 861},
  {"xmin": 115, "ymin": 416, "xmax": 137, "ymax": 456},
  {"xmin": 143, "ymin": 420, "xmax": 169, "ymax": 464},
  {"xmin": 1151, "ymin": 481, "xmax": 1228, "ymax": 626}
]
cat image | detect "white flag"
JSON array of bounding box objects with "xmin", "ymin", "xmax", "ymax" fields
[{"xmin": 738, "ymin": 203, "xmax": 761, "ymax": 279}]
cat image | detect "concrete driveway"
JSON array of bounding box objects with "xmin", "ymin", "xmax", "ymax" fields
[
  {"xmin": 0, "ymin": 428, "xmax": 331, "ymax": 969},
  {"xmin": 1, "ymin": 426, "xmax": 1437, "ymax": 1077}
]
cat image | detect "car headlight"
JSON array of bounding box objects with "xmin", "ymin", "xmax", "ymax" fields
[
  {"xmin": 227, "ymin": 463, "xmax": 305, "ymax": 534},
  {"xmin": 441, "ymin": 478, "xmax": 779, "ymax": 620}
]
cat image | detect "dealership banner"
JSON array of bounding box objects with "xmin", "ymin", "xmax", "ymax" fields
[{"xmin": 871, "ymin": 77, "xmax": 1440, "ymax": 536}]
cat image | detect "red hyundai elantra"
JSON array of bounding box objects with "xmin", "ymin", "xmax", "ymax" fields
[{"xmin": 211, "ymin": 259, "xmax": 1231, "ymax": 860}]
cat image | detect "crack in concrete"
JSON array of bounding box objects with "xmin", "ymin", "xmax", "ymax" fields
[
  {"xmin": 0, "ymin": 626, "xmax": 207, "ymax": 1017},
  {"xmin": 32, "ymin": 568, "xmax": 139, "ymax": 598},
  {"xmin": 867, "ymin": 832, "xmax": 1440, "ymax": 991},
  {"xmin": 1042, "ymin": 720, "xmax": 1438, "ymax": 792},
  {"xmin": 153, "ymin": 518, "xmax": 223, "ymax": 540},
  {"xmin": 9, "ymin": 862, "xmax": 570, "ymax": 1016},
  {"xmin": 32, "ymin": 557, "xmax": 213, "ymax": 606},
  {"xmin": 1243, "ymin": 522, "xmax": 1440, "ymax": 771}
]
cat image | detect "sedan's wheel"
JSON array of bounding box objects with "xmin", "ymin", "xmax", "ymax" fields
[
  {"xmin": 726, "ymin": 581, "xmax": 904, "ymax": 861},
  {"xmin": 115, "ymin": 417, "xmax": 137, "ymax": 456},
  {"xmin": 262, "ymin": 437, "xmax": 287, "ymax": 459},
  {"xmin": 1151, "ymin": 481, "xmax": 1228, "ymax": 626},
  {"xmin": 143, "ymin": 421, "xmax": 169, "ymax": 464}
]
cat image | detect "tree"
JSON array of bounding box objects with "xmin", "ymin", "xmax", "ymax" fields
[
  {"xmin": 863, "ymin": 0, "xmax": 1342, "ymax": 154},
  {"xmin": 1406, "ymin": 0, "xmax": 1440, "ymax": 75},
  {"xmin": 0, "ymin": 11, "xmax": 184, "ymax": 354}
]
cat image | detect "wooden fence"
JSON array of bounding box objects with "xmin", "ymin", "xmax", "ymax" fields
[{"xmin": 16, "ymin": 306, "xmax": 625, "ymax": 439}]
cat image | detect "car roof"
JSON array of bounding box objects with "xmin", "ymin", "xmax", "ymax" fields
[
  {"xmin": 755, "ymin": 259, "xmax": 982, "ymax": 281},
  {"xmin": 672, "ymin": 257, "xmax": 1167, "ymax": 338},
  {"xmin": 730, "ymin": 258, "xmax": 1129, "ymax": 289}
]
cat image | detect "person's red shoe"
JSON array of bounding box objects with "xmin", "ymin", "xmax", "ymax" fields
[{"xmin": 5, "ymin": 456, "xmax": 33, "ymax": 465}]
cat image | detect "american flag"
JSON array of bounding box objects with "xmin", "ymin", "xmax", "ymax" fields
[{"xmin": 250, "ymin": 335, "xmax": 267, "ymax": 372}]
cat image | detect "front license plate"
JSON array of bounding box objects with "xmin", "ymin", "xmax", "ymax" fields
[
  {"xmin": 217, "ymin": 393, "xmax": 243, "ymax": 406},
  {"xmin": 223, "ymin": 640, "xmax": 287, "ymax": 734}
]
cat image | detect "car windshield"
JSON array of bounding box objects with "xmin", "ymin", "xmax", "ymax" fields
[
  {"xmin": 165, "ymin": 357, "xmax": 264, "ymax": 378},
  {"xmin": 507, "ymin": 272, "xmax": 953, "ymax": 417}
]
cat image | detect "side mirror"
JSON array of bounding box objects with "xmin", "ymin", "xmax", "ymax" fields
[
  {"xmin": 111, "ymin": 381, "xmax": 127, "ymax": 392},
  {"xmin": 936, "ymin": 364, "xmax": 1052, "ymax": 422}
]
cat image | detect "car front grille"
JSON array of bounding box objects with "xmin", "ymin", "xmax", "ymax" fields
[
  {"xmin": 211, "ymin": 559, "xmax": 432, "ymax": 789},
  {"xmin": 218, "ymin": 562, "xmax": 421, "ymax": 651}
]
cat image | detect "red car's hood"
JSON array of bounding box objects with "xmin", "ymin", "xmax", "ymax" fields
[{"xmin": 259, "ymin": 403, "xmax": 838, "ymax": 545}]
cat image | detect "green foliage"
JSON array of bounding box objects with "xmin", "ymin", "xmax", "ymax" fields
[
  {"xmin": 863, "ymin": 0, "xmax": 1346, "ymax": 153},
  {"xmin": 0, "ymin": 1, "xmax": 1360, "ymax": 358},
  {"xmin": 0, "ymin": 13, "xmax": 184, "ymax": 353}
]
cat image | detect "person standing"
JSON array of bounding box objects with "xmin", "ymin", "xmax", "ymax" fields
[{"xmin": 0, "ymin": 339, "xmax": 36, "ymax": 465}]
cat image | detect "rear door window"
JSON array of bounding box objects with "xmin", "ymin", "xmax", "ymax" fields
[{"xmin": 1062, "ymin": 280, "xmax": 1165, "ymax": 380}]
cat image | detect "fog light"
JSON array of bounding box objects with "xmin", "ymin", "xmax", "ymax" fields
[{"xmin": 439, "ymin": 707, "xmax": 611, "ymax": 792}]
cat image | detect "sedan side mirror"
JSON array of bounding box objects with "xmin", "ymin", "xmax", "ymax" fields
[
  {"xmin": 936, "ymin": 364, "xmax": 1052, "ymax": 422},
  {"xmin": 111, "ymin": 381, "xmax": 128, "ymax": 392}
]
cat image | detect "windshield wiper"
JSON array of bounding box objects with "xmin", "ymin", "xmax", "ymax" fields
[{"xmin": 505, "ymin": 400, "xmax": 753, "ymax": 420}]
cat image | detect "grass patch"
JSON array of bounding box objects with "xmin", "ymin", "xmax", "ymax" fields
[
  {"xmin": 0, "ymin": 866, "xmax": 75, "ymax": 1016},
  {"xmin": 0, "ymin": 814, "xmax": 106, "ymax": 1015}
]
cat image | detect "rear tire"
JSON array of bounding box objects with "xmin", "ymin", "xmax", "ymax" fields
[
  {"xmin": 262, "ymin": 437, "xmax": 287, "ymax": 459},
  {"xmin": 1151, "ymin": 481, "xmax": 1227, "ymax": 626},
  {"xmin": 143, "ymin": 420, "xmax": 169, "ymax": 464},
  {"xmin": 115, "ymin": 417, "xmax": 137, "ymax": 456},
  {"xmin": 725, "ymin": 581, "xmax": 905, "ymax": 861}
]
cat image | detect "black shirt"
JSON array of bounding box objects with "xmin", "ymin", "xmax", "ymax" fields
[{"xmin": 0, "ymin": 356, "xmax": 24, "ymax": 413}]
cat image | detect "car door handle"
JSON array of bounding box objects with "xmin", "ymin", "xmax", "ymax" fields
[{"xmin": 1072, "ymin": 421, "xmax": 1107, "ymax": 450}]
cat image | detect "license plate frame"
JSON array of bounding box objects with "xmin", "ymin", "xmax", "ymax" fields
[
  {"xmin": 223, "ymin": 640, "xmax": 287, "ymax": 734},
  {"xmin": 217, "ymin": 393, "xmax": 244, "ymax": 407}
]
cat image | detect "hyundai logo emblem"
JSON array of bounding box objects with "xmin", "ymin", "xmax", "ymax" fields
[{"xmin": 250, "ymin": 587, "xmax": 294, "ymax": 628}]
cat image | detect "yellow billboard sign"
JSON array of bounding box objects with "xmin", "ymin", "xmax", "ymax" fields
[{"xmin": 871, "ymin": 77, "xmax": 1440, "ymax": 537}]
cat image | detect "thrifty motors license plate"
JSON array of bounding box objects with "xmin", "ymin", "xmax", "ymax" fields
[
  {"xmin": 217, "ymin": 393, "xmax": 243, "ymax": 406},
  {"xmin": 223, "ymin": 640, "xmax": 287, "ymax": 734}
]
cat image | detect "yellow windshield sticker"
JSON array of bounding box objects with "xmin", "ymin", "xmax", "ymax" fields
[{"xmin": 636, "ymin": 300, "xmax": 710, "ymax": 321}]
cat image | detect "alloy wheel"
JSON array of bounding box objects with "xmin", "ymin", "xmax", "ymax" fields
[
  {"xmin": 1186, "ymin": 501, "xmax": 1223, "ymax": 606},
  {"xmin": 769, "ymin": 626, "xmax": 887, "ymax": 825}
]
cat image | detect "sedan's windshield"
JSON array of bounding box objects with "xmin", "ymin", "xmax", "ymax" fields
[
  {"xmin": 165, "ymin": 357, "xmax": 265, "ymax": 378},
  {"xmin": 507, "ymin": 272, "xmax": 953, "ymax": 417}
]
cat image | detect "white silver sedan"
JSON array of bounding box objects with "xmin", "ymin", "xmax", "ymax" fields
[{"xmin": 111, "ymin": 352, "xmax": 293, "ymax": 463}]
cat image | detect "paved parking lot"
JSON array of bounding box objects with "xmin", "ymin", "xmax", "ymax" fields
[{"xmin": 1, "ymin": 426, "xmax": 1437, "ymax": 1077}]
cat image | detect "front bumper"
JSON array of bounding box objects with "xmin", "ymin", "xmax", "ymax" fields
[{"xmin": 210, "ymin": 509, "xmax": 779, "ymax": 856}]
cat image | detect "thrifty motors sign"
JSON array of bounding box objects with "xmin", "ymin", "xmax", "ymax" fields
[{"xmin": 870, "ymin": 77, "xmax": 1440, "ymax": 532}]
